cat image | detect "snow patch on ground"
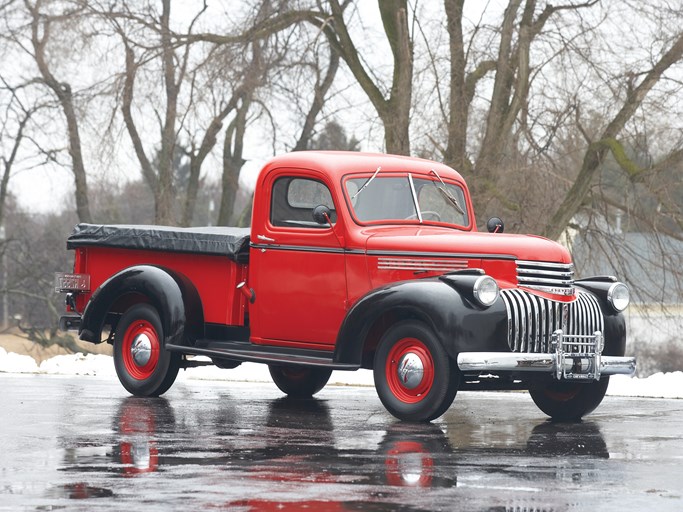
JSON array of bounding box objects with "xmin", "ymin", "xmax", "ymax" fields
[
  {"xmin": 607, "ymin": 372, "xmax": 683, "ymax": 399},
  {"xmin": 1, "ymin": 347, "xmax": 681, "ymax": 398}
]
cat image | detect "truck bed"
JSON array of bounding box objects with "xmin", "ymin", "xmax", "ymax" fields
[
  {"xmin": 67, "ymin": 223, "xmax": 251, "ymax": 326},
  {"xmin": 67, "ymin": 223, "xmax": 251, "ymax": 262}
]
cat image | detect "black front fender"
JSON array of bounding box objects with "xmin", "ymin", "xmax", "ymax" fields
[
  {"xmin": 575, "ymin": 281, "xmax": 627, "ymax": 356},
  {"xmin": 333, "ymin": 279, "xmax": 508, "ymax": 366},
  {"xmin": 79, "ymin": 265, "xmax": 203, "ymax": 345}
]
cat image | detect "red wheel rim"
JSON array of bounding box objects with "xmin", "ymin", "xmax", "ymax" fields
[
  {"xmin": 280, "ymin": 367, "xmax": 309, "ymax": 382},
  {"xmin": 385, "ymin": 338, "xmax": 435, "ymax": 403},
  {"xmin": 120, "ymin": 442, "xmax": 159, "ymax": 476},
  {"xmin": 118, "ymin": 400, "xmax": 159, "ymax": 475},
  {"xmin": 384, "ymin": 441, "xmax": 434, "ymax": 487},
  {"xmin": 122, "ymin": 319, "xmax": 160, "ymax": 380},
  {"xmin": 544, "ymin": 385, "xmax": 580, "ymax": 402}
]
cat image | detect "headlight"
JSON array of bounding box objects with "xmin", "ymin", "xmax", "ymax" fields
[
  {"xmin": 473, "ymin": 276, "xmax": 499, "ymax": 307},
  {"xmin": 607, "ymin": 282, "xmax": 629, "ymax": 312}
]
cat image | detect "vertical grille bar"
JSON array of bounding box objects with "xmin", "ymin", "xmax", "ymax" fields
[
  {"xmin": 520, "ymin": 293, "xmax": 534, "ymax": 352},
  {"xmin": 501, "ymin": 289, "xmax": 605, "ymax": 353},
  {"xmin": 530, "ymin": 293, "xmax": 542, "ymax": 352},
  {"xmin": 510, "ymin": 295, "xmax": 519, "ymax": 352}
]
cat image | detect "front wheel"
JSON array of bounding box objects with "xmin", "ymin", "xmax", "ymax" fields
[
  {"xmin": 269, "ymin": 365, "xmax": 332, "ymax": 398},
  {"xmin": 374, "ymin": 321, "xmax": 459, "ymax": 422},
  {"xmin": 114, "ymin": 303, "xmax": 180, "ymax": 397},
  {"xmin": 529, "ymin": 377, "xmax": 610, "ymax": 421}
]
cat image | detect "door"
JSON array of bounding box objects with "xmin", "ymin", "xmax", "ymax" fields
[{"xmin": 249, "ymin": 171, "xmax": 348, "ymax": 348}]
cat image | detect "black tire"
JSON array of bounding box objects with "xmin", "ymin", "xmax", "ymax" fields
[
  {"xmin": 529, "ymin": 377, "xmax": 610, "ymax": 421},
  {"xmin": 373, "ymin": 320, "xmax": 459, "ymax": 422},
  {"xmin": 113, "ymin": 304, "xmax": 181, "ymax": 397},
  {"xmin": 269, "ymin": 365, "xmax": 332, "ymax": 398}
]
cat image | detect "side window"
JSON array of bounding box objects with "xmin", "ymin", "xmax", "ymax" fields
[{"xmin": 271, "ymin": 177, "xmax": 337, "ymax": 228}]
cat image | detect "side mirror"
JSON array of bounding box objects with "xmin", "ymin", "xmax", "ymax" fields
[
  {"xmin": 313, "ymin": 205, "xmax": 332, "ymax": 225},
  {"xmin": 487, "ymin": 217, "xmax": 504, "ymax": 233}
]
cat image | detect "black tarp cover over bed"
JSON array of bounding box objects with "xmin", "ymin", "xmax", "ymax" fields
[{"xmin": 66, "ymin": 223, "xmax": 251, "ymax": 262}]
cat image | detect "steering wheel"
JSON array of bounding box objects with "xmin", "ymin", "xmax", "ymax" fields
[{"xmin": 405, "ymin": 211, "xmax": 442, "ymax": 221}]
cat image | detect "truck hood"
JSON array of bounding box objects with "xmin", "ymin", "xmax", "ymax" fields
[{"xmin": 363, "ymin": 226, "xmax": 571, "ymax": 263}]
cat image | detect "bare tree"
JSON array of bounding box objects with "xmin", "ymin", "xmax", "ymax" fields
[
  {"xmin": 102, "ymin": 0, "xmax": 208, "ymax": 225},
  {"xmin": 218, "ymin": 94, "xmax": 251, "ymax": 226},
  {"xmin": 0, "ymin": 78, "xmax": 34, "ymax": 227},
  {"xmin": 312, "ymin": 0, "xmax": 412, "ymax": 155},
  {"xmin": 543, "ymin": 32, "xmax": 683, "ymax": 240},
  {"xmin": 23, "ymin": 0, "xmax": 93, "ymax": 223},
  {"xmin": 184, "ymin": 33, "xmax": 272, "ymax": 226},
  {"xmin": 291, "ymin": 40, "xmax": 340, "ymax": 151}
]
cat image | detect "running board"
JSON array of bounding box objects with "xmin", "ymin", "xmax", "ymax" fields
[{"xmin": 166, "ymin": 340, "xmax": 359, "ymax": 370}]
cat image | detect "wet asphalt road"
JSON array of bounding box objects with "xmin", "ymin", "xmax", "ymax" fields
[{"xmin": 0, "ymin": 374, "xmax": 681, "ymax": 511}]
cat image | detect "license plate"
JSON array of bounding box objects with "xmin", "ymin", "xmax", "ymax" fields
[{"xmin": 54, "ymin": 273, "xmax": 90, "ymax": 293}]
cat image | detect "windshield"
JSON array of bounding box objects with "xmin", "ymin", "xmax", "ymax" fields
[{"xmin": 345, "ymin": 174, "xmax": 469, "ymax": 227}]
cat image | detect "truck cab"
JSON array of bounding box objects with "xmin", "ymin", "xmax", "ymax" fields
[{"xmin": 57, "ymin": 151, "xmax": 636, "ymax": 422}]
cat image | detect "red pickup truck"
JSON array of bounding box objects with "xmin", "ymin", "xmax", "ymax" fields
[{"xmin": 57, "ymin": 151, "xmax": 635, "ymax": 422}]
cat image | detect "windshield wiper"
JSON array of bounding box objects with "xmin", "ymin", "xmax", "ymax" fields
[
  {"xmin": 430, "ymin": 168, "xmax": 465, "ymax": 215},
  {"xmin": 352, "ymin": 166, "xmax": 381, "ymax": 201}
]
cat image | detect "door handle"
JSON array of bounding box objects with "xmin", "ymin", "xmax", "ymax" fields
[{"xmin": 257, "ymin": 234, "xmax": 275, "ymax": 243}]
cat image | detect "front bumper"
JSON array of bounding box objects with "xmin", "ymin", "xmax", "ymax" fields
[{"xmin": 457, "ymin": 329, "xmax": 636, "ymax": 381}]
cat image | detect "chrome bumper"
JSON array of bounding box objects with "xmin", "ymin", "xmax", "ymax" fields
[{"xmin": 457, "ymin": 330, "xmax": 636, "ymax": 381}]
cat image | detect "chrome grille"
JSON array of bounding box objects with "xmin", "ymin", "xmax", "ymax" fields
[
  {"xmin": 516, "ymin": 260, "xmax": 575, "ymax": 296},
  {"xmin": 501, "ymin": 289, "xmax": 604, "ymax": 353}
]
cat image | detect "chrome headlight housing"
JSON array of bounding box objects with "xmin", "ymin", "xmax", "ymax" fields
[
  {"xmin": 607, "ymin": 282, "xmax": 630, "ymax": 312},
  {"xmin": 439, "ymin": 269, "xmax": 500, "ymax": 308},
  {"xmin": 473, "ymin": 275, "xmax": 499, "ymax": 307}
]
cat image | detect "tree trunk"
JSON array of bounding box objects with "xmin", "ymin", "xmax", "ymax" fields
[
  {"xmin": 324, "ymin": 0, "xmax": 413, "ymax": 155},
  {"xmin": 156, "ymin": 0, "xmax": 178, "ymax": 225},
  {"xmin": 182, "ymin": 94, "xmax": 241, "ymax": 226},
  {"xmin": 444, "ymin": 0, "xmax": 468, "ymax": 171},
  {"xmin": 475, "ymin": 0, "xmax": 523, "ymax": 178},
  {"xmin": 218, "ymin": 98, "xmax": 250, "ymax": 226},
  {"xmin": 378, "ymin": 0, "xmax": 412, "ymax": 155},
  {"xmin": 381, "ymin": 111, "xmax": 411, "ymax": 155},
  {"xmin": 28, "ymin": 0, "xmax": 92, "ymax": 223}
]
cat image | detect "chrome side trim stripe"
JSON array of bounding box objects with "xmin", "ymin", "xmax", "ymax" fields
[
  {"xmin": 251, "ymin": 243, "xmax": 365, "ymax": 255},
  {"xmin": 368, "ymin": 250, "xmax": 517, "ymax": 260}
]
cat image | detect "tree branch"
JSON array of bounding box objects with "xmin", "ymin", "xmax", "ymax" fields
[{"xmin": 543, "ymin": 32, "xmax": 683, "ymax": 240}]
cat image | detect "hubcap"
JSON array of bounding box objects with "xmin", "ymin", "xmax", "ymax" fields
[
  {"xmin": 131, "ymin": 333, "xmax": 152, "ymax": 366},
  {"xmin": 397, "ymin": 352, "xmax": 424, "ymax": 389},
  {"xmin": 385, "ymin": 337, "xmax": 435, "ymax": 404}
]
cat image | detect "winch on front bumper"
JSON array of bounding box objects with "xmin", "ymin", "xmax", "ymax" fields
[{"xmin": 457, "ymin": 329, "xmax": 636, "ymax": 381}]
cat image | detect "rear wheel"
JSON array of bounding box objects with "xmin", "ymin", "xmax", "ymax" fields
[
  {"xmin": 374, "ymin": 321, "xmax": 459, "ymax": 422},
  {"xmin": 529, "ymin": 377, "xmax": 610, "ymax": 421},
  {"xmin": 269, "ymin": 365, "xmax": 332, "ymax": 398},
  {"xmin": 114, "ymin": 304, "xmax": 180, "ymax": 397}
]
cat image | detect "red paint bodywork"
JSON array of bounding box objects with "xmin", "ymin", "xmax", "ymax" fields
[
  {"xmin": 73, "ymin": 246, "xmax": 247, "ymax": 325},
  {"xmin": 72, "ymin": 151, "xmax": 575, "ymax": 346}
]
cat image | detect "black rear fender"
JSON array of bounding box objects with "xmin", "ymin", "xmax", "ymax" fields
[{"xmin": 79, "ymin": 265, "xmax": 203, "ymax": 346}]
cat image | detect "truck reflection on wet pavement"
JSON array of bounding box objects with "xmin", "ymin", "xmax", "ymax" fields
[{"xmin": 1, "ymin": 375, "xmax": 681, "ymax": 511}]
